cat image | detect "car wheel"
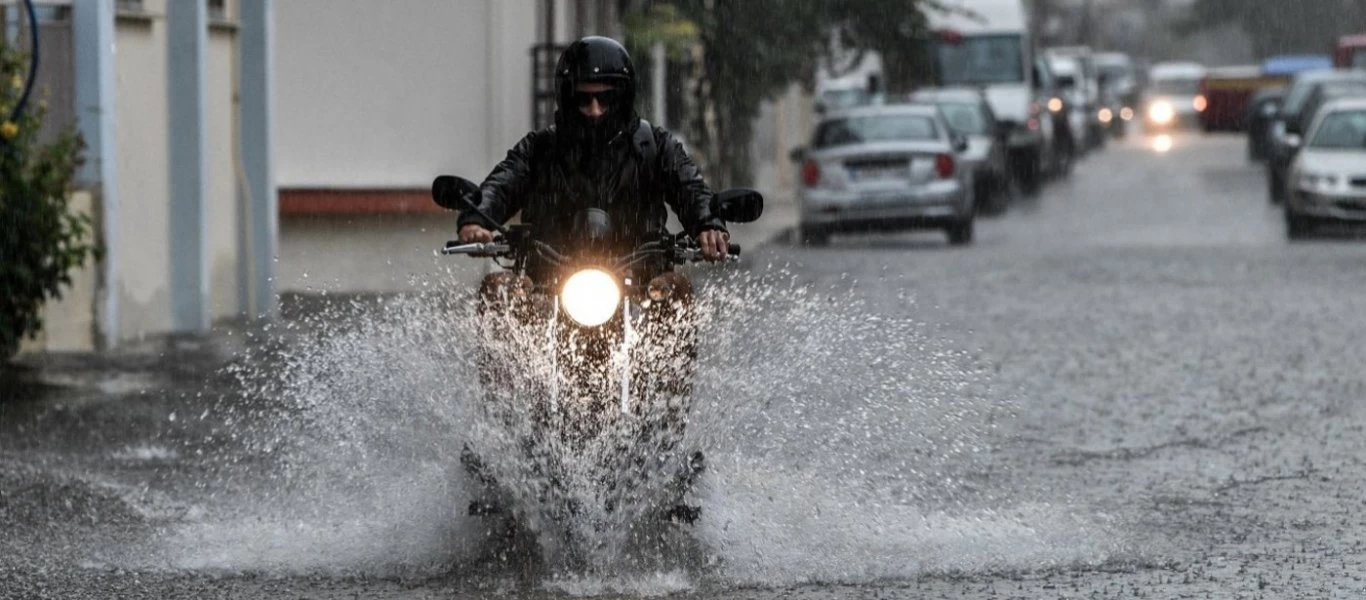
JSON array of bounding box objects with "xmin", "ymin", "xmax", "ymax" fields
[
  {"xmin": 799, "ymin": 225, "xmax": 829, "ymax": 247},
  {"xmin": 946, "ymin": 219, "xmax": 974, "ymax": 246},
  {"xmin": 1054, "ymin": 137, "xmax": 1076, "ymax": 178},
  {"xmin": 1285, "ymin": 210, "xmax": 1312, "ymax": 240},
  {"xmin": 978, "ymin": 178, "xmax": 1007, "ymax": 217},
  {"xmin": 1015, "ymin": 155, "xmax": 1043, "ymax": 196}
]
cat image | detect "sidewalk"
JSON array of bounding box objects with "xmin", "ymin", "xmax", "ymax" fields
[{"xmin": 728, "ymin": 194, "xmax": 796, "ymax": 252}]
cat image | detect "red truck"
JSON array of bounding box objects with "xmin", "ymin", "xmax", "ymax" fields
[
  {"xmin": 1197, "ymin": 66, "xmax": 1282, "ymax": 132},
  {"xmin": 1336, "ymin": 34, "xmax": 1366, "ymax": 69}
]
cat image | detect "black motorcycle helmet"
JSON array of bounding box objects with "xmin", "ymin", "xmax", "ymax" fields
[{"xmin": 554, "ymin": 36, "xmax": 637, "ymax": 144}]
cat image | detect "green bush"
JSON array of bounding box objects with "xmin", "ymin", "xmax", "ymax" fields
[{"xmin": 0, "ymin": 42, "xmax": 96, "ymax": 360}]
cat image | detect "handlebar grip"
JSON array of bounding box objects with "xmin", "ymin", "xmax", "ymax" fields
[{"xmin": 441, "ymin": 241, "xmax": 509, "ymax": 256}]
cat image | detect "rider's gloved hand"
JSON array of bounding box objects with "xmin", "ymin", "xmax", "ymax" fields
[
  {"xmin": 698, "ymin": 229, "xmax": 730, "ymax": 262},
  {"xmin": 459, "ymin": 224, "xmax": 495, "ymax": 244}
]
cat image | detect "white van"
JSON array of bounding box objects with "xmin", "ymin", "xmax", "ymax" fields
[
  {"xmin": 928, "ymin": 0, "xmax": 1060, "ymax": 193},
  {"xmin": 1144, "ymin": 61, "xmax": 1207, "ymax": 131}
]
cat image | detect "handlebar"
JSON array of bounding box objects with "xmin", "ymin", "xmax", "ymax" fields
[
  {"xmin": 441, "ymin": 241, "xmax": 511, "ymax": 257},
  {"xmin": 440, "ymin": 239, "xmax": 739, "ymax": 262}
]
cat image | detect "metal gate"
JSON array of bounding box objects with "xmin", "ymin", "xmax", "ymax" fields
[
  {"xmin": 531, "ymin": 42, "xmax": 567, "ymax": 130},
  {"xmin": 3, "ymin": 4, "xmax": 75, "ymax": 145}
]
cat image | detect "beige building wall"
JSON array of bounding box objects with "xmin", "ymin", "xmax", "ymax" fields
[
  {"xmin": 113, "ymin": 3, "xmax": 174, "ymax": 341},
  {"xmin": 19, "ymin": 191, "xmax": 99, "ymax": 354},
  {"xmin": 275, "ymin": 0, "xmax": 536, "ymax": 189},
  {"xmin": 24, "ymin": 1, "xmax": 247, "ymax": 353}
]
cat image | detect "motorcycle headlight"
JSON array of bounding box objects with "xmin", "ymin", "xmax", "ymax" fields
[{"xmin": 560, "ymin": 268, "xmax": 621, "ymax": 327}]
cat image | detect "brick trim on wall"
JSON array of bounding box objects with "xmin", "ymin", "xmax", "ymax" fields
[{"xmin": 279, "ymin": 188, "xmax": 448, "ymax": 215}]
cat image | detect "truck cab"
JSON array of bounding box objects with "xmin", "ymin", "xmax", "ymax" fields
[
  {"xmin": 1335, "ymin": 34, "xmax": 1366, "ymax": 69},
  {"xmin": 927, "ymin": 0, "xmax": 1060, "ymax": 195}
]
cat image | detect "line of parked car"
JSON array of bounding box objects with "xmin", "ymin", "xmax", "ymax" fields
[
  {"xmin": 789, "ymin": 0, "xmax": 1137, "ymax": 247},
  {"xmin": 1225, "ymin": 34, "xmax": 1366, "ymax": 239}
]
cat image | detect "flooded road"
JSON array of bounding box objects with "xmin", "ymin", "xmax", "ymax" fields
[{"xmin": 6, "ymin": 131, "xmax": 1366, "ymax": 598}]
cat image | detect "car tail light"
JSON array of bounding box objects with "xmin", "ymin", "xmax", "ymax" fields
[
  {"xmin": 1193, "ymin": 95, "xmax": 1208, "ymax": 112},
  {"xmin": 938, "ymin": 29, "xmax": 963, "ymax": 45},
  {"xmin": 801, "ymin": 159, "xmax": 821, "ymax": 187},
  {"xmin": 935, "ymin": 154, "xmax": 955, "ymax": 179}
]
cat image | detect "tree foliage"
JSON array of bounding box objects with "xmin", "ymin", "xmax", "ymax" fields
[
  {"xmin": 1180, "ymin": 0, "xmax": 1366, "ymax": 59},
  {"xmin": 0, "ymin": 41, "xmax": 96, "ymax": 360},
  {"xmin": 624, "ymin": 0, "xmax": 936, "ymax": 188}
]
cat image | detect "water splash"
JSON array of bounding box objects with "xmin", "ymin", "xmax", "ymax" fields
[{"xmin": 146, "ymin": 265, "xmax": 1121, "ymax": 589}]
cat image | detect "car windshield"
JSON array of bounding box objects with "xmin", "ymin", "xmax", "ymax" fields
[
  {"xmin": 1309, "ymin": 109, "xmax": 1366, "ymax": 149},
  {"xmin": 1098, "ymin": 64, "xmax": 1131, "ymax": 87},
  {"xmin": 820, "ymin": 88, "xmax": 870, "ymax": 110},
  {"xmin": 814, "ymin": 114, "xmax": 939, "ymax": 148},
  {"xmin": 1151, "ymin": 78, "xmax": 1201, "ymax": 95},
  {"xmin": 1097, "ymin": 62, "xmax": 1133, "ymax": 80},
  {"xmin": 934, "ymin": 34, "xmax": 1025, "ymax": 85},
  {"xmin": 1284, "ymin": 75, "xmax": 1366, "ymax": 115},
  {"xmin": 937, "ymin": 102, "xmax": 990, "ymax": 135}
]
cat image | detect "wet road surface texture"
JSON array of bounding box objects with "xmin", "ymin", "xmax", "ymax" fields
[{"xmin": 5, "ymin": 131, "xmax": 1366, "ymax": 598}]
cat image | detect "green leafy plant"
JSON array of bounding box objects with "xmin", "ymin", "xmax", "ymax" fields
[{"xmin": 0, "ymin": 41, "xmax": 96, "ymax": 360}]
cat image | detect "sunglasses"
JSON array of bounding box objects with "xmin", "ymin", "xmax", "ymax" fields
[{"xmin": 574, "ymin": 88, "xmax": 622, "ymax": 108}]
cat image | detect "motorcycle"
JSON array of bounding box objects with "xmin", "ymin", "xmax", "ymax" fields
[{"xmin": 430, "ymin": 175, "xmax": 763, "ymax": 535}]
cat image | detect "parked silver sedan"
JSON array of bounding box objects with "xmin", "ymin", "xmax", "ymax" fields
[
  {"xmin": 1284, "ymin": 97, "xmax": 1366, "ymax": 239},
  {"xmin": 793, "ymin": 104, "xmax": 975, "ymax": 246},
  {"xmin": 909, "ymin": 87, "xmax": 1014, "ymax": 215}
]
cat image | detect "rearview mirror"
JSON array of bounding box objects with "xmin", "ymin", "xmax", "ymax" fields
[
  {"xmin": 431, "ymin": 175, "xmax": 480, "ymax": 211},
  {"xmin": 712, "ymin": 188, "xmax": 764, "ymax": 223}
]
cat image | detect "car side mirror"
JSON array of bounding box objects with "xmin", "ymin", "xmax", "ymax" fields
[
  {"xmin": 788, "ymin": 146, "xmax": 806, "ymax": 163},
  {"xmin": 952, "ymin": 135, "xmax": 969, "ymax": 153},
  {"xmin": 432, "ymin": 175, "xmax": 480, "ymax": 211},
  {"xmin": 712, "ymin": 188, "xmax": 764, "ymax": 223}
]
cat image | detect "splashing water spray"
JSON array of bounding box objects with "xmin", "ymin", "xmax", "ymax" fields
[{"xmin": 151, "ymin": 265, "xmax": 1122, "ymax": 592}]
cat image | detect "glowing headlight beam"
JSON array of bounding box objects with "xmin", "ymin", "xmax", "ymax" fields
[
  {"xmin": 1153, "ymin": 134, "xmax": 1173, "ymax": 154},
  {"xmin": 1148, "ymin": 101, "xmax": 1175, "ymax": 125},
  {"xmin": 560, "ymin": 269, "xmax": 621, "ymax": 327}
]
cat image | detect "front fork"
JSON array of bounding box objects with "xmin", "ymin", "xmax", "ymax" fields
[{"xmin": 545, "ymin": 281, "xmax": 643, "ymax": 415}]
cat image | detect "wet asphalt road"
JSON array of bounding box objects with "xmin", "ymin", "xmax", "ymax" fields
[{"xmin": 5, "ymin": 130, "xmax": 1366, "ymax": 598}]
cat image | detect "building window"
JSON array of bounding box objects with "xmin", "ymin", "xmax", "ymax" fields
[
  {"xmin": 115, "ymin": 0, "xmax": 144, "ymax": 12},
  {"xmin": 207, "ymin": 0, "xmax": 226, "ymax": 21}
]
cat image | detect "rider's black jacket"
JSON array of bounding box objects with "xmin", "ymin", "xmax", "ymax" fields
[{"xmin": 457, "ymin": 119, "xmax": 726, "ymax": 252}]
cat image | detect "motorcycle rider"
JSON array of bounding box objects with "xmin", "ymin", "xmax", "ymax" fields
[
  {"xmin": 456, "ymin": 36, "xmax": 731, "ymax": 308},
  {"xmin": 456, "ymin": 40, "xmax": 722, "ymax": 513}
]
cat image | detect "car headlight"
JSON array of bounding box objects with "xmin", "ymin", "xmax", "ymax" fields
[
  {"xmin": 1098, "ymin": 108, "xmax": 1114, "ymax": 123},
  {"xmin": 560, "ymin": 268, "xmax": 620, "ymax": 327},
  {"xmin": 1297, "ymin": 173, "xmax": 1339, "ymax": 193},
  {"xmin": 1148, "ymin": 101, "xmax": 1175, "ymax": 125},
  {"xmin": 1120, "ymin": 107, "xmax": 1135, "ymax": 121}
]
